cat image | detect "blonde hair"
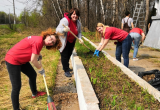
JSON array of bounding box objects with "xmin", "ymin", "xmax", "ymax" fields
[{"xmin": 96, "ymin": 23, "xmax": 109, "ymax": 39}]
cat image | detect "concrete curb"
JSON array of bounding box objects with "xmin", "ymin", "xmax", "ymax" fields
[
  {"xmin": 71, "ymin": 51, "xmax": 100, "ymax": 110},
  {"xmin": 83, "ymin": 36, "xmax": 160, "ymax": 102}
]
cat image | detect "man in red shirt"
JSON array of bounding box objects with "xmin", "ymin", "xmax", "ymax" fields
[
  {"xmin": 5, "ymin": 28, "xmax": 62, "ymax": 110},
  {"xmin": 129, "ymin": 28, "xmax": 146, "ymax": 60}
]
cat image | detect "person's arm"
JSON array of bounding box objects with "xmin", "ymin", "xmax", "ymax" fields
[
  {"xmin": 141, "ymin": 33, "xmax": 146, "ymax": 42},
  {"xmin": 98, "ymin": 39, "xmax": 110, "ymax": 51},
  {"xmin": 56, "ymin": 18, "xmax": 69, "ymax": 33},
  {"xmin": 96, "ymin": 37, "xmax": 104, "ymax": 50},
  {"xmin": 77, "ymin": 20, "xmax": 82, "ymax": 39},
  {"xmin": 121, "ymin": 19, "xmax": 124, "ymax": 29},
  {"xmin": 121, "ymin": 23, "xmax": 124, "ymax": 29},
  {"xmin": 131, "ymin": 22, "xmax": 134, "ymax": 29},
  {"xmin": 131, "ymin": 18, "xmax": 134, "ymax": 29},
  {"xmin": 30, "ymin": 53, "xmax": 42, "ymax": 69}
]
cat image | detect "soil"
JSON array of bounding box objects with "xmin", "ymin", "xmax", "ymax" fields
[
  {"xmin": 52, "ymin": 59, "xmax": 80, "ymax": 110},
  {"xmin": 75, "ymin": 41, "xmax": 160, "ymax": 109}
]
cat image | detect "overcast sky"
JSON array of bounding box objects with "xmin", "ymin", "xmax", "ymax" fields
[{"xmin": 0, "ymin": 0, "xmax": 39, "ymax": 17}]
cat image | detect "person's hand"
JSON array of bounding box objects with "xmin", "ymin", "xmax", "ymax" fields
[
  {"xmin": 114, "ymin": 42, "xmax": 117, "ymax": 45},
  {"xmin": 96, "ymin": 50, "xmax": 101, "ymax": 57},
  {"xmin": 93, "ymin": 50, "xmax": 98, "ymax": 56},
  {"xmin": 63, "ymin": 26, "xmax": 70, "ymax": 32},
  {"xmin": 37, "ymin": 55, "xmax": 42, "ymax": 61},
  {"xmin": 38, "ymin": 67, "xmax": 45, "ymax": 76},
  {"xmin": 79, "ymin": 38, "xmax": 84, "ymax": 44}
]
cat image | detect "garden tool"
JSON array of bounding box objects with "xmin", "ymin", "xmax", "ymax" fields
[
  {"xmin": 62, "ymin": 24, "xmax": 94, "ymax": 53},
  {"xmin": 39, "ymin": 60, "xmax": 56, "ymax": 110},
  {"xmin": 43, "ymin": 74, "xmax": 56, "ymax": 110}
]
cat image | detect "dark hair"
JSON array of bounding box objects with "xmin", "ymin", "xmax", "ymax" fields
[
  {"xmin": 125, "ymin": 11, "xmax": 130, "ymax": 16},
  {"xmin": 67, "ymin": 8, "xmax": 80, "ymax": 19}
]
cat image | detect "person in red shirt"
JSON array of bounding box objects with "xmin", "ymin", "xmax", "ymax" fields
[
  {"xmin": 56, "ymin": 8, "xmax": 83, "ymax": 77},
  {"xmin": 129, "ymin": 28, "xmax": 146, "ymax": 60},
  {"xmin": 94, "ymin": 23, "xmax": 132, "ymax": 67},
  {"xmin": 5, "ymin": 28, "xmax": 62, "ymax": 110}
]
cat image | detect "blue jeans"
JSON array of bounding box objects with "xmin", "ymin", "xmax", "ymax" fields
[
  {"xmin": 129, "ymin": 32, "xmax": 141, "ymax": 58},
  {"xmin": 116, "ymin": 34, "xmax": 132, "ymax": 67}
]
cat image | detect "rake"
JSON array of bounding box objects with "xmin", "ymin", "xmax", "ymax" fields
[{"xmin": 62, "ymin": 24, "xmax": 94, "ymax": 53}]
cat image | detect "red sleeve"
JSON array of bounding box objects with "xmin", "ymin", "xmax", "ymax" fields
[
  {"xmin": 32, "ymin": 42, "xmax": 43, "ymax": 55},
  {"xmin": 140, "ymin": 29, "xmax": 144, "ymax": 35}
]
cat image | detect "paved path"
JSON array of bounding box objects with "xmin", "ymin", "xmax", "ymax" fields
[
  {"xmin": 95, "ymin": 41, "xmax": 160, "ymax": 75},
  {"xmin": 53, "ymin": 59, "xmax": 79, "ymax": 110}
]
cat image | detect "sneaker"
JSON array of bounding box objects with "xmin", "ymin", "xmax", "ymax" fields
[
  {"xmin": 133, "ymin": 58, "xmax": 138, "ymax": 61},
  {"xmin": 32, "ymin": 91, "xmax": 46, "ymax": 98},
  {"xmin": 65, "ymin": 71, "xmax": 72, "ymax": 77}
]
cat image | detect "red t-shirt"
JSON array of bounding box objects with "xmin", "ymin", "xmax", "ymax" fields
[
  {"xmin": 129, "ymin": 28, "xmax": 144, "ymax": 35},
  {"xmin": 104, "ymin": 27, "xmax": 128, "ymax": 42},
  {"xmin": 5, "ymin": 36, "xmax": 43, "ymax": 65}
]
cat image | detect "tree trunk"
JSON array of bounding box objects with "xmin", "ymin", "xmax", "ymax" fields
[
  {"xmin": 51, "ymin": 0, "xmax": 60, "ymax": 20},
  {"xmin": 57, "ymin": 0, "xmax": 63, "ymax": 18},
  {"xmin": 100, "ymin": 0, "xmax": 105, "ymax": 24},
  {"xmin": 144, "ymin": 0, "xmax": 149, "ymax": 34}
]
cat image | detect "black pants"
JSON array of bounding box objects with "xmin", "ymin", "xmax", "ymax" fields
[
  {"xmin": 60, "ymin": 40, "xmax": 75, "ymax": 72},
  {"xmin": 6, "ymin": 61, "xmax": 37, "ymax": 110}
]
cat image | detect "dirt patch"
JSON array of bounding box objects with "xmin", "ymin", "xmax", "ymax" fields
[{"xmin": 52, "ymin": 59, "xmax": 79, "ymax": 110}]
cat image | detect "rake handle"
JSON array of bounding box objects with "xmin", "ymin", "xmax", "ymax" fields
[
  {"xmin": 39, "ymin": 60, "xmax": 50, "ymax": 96},
  {"xmin": 62, "ymin": 24, "xmax": 92, "ymax": 51},
  {"xmin": 43, "ymin": 75, "xmax": 50, "ymax": 96}
]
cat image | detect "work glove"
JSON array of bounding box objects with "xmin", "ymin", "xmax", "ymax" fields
[
  {"xmin": 93, "ymin": 50, "xmax": 98, "ymax": 56},
  {"xmin": 38, "ymin": 67, "xmax": 45, "ymax": 77},
  {"xmin": 96, "ymin": 50, "xmax": 101, "ymax": 57},
  {"xmin": 79, "ymin": 38, "xmax": 84, "ymax": 44},
  {"xmin": 63, "ymin": 26, "xmax": 70, "ymax": 32},
  {"xmin": 37, "ymin": 55, "xmax": 42, "ymax": 61}
]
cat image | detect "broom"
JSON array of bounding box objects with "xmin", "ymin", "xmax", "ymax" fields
[
  {"xmin": 39, "ymin": 60, "xmax": 56, "ymax": 110},
  {"xmin": 43, "ymin": 74, "xmax": 57, "ymax": 110}
]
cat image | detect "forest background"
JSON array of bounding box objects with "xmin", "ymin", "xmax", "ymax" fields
[{"xmin": 0, "ymin": 0, "xmax": 156, "ymax": 33}]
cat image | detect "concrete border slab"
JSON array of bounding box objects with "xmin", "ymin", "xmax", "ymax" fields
[{"xmin": 71, "ymin": 51, "xmax": 99, "ymax": 110}]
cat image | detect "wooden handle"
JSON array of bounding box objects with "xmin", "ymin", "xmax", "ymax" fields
[
  {"xmin": 62, "ymin": 24, "xmax": 80, "ymax": 41},
  {"xmin": 39, "ymin": 60, "xmax": 49, "ymax": 96},
  {"xmin": 62, "ymin": 24, "xmax": 92, "ymax": 51},
  {"xmin": 43, "ymin": 75, "xmax": 50, "ymax": 96}
]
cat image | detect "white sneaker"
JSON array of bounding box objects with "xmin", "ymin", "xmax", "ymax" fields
[{"xmin": 133, "ymin": 58, "xmax": 138, "ymax": 61}]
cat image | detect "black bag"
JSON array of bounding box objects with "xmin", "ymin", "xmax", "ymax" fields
[
  {"xmin": 138, "ymin": 69, "xmax": 160, "ymax": 91},
  {"xmin": 123, "ymin": 18, "xmax": 130, "ymax": 33}
]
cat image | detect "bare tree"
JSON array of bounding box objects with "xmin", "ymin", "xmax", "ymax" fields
[
  {"xmin": 57, "ymin": 0, "xmax": 63, "ymax": 18},
  {"xmin": 51, "ymin": 0, "xmax": 60, "ymax": 20},
  {"xmin": 144, "ymin": 0, "xmax": 150, "ymax": 34},
  {"xmin": 100, "ymin": 0, "xmax": 105, "ymax": 24}
]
